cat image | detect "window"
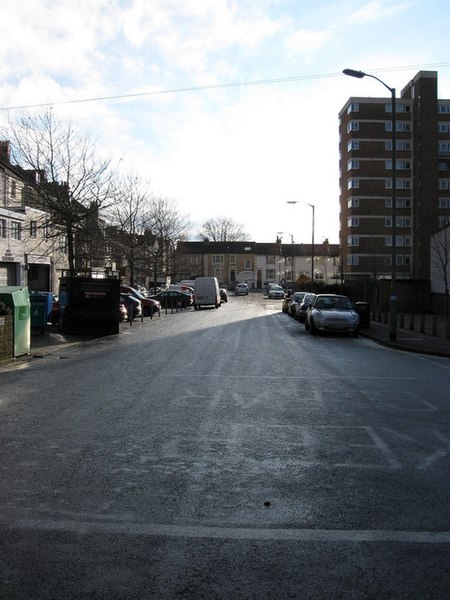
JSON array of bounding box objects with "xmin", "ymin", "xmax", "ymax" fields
[
  {"xmin": 347, "ymin": 159, "xmax": 359, "ymax": 171},
  {"xmin": 438, "ymin": 142, "xmax": 450, "ymax": 154},
  {"xmin": 385, "ymin": 160, "xmax": 410, "ymax": 170},
  {"xmin": 439, "ymin": 197, "xmax": 450, "ymax": 209},
  {"xmin": 244, "ymin": 259, "xmax": 252, "ymax": 269},
  {"xmin": 347, "ymin": 121, "xmax": 359, "ymax": 133},
  {"xmin": 30, "ymin": 221, "xmax": 38, "ymax": 238},
  {"xmin": 11, "ymin": 180, "xmax": 17, "ymax": 198},
  {"xmin": 347, "ymin": 140, "xmax": 359, "ymax": 152},
  {"xmin": 386, "ymin": 140, "xmax": 411, "ymax": 151},
  {"xmin": 347, "ymin": 103, "xmax": 359, "ymax": 114},
  {"xmin": 386, "ymin": 103, "xmax": 410, "ymax": 113},
  {"xmin": 347, "ymin": 197, "xmax": 360, "ymax": 208},
  {"xmin": 385, "ymin": 198, "xmax": 411, "ymax": 208},
  {"xmin": 230, "ymin": 255, "xmax": 236, "ymax": 264},
  {"xmin": 347, "ymin": 255, "xmax": 359, "ymax": 265},
  {"xmin": 385, "ymin": 122, "xmax": 411, "ymax": 132},
  {"xmin": 266, "ymin": 269, "xmax": 276, "ymax": 279},
  {"xmin": 212, "ymin": 255, "xmax": 224, "ymax": 264},
  {"xmin": 386, "ymin": 179, "xmax": 411, "ymax": 189},
  {"xmin": 11, "ymin": 221, "xmax": 22, "ymax": 240},
  {"xmin": 347, "ymin": 217, "xmax": 359, "ymax": 227},
  {"xmin": 0, "ymin": 219, "xmax": 6, "ymax": 238},
  {"xmin": 438, "ymin": 179, "xmax": 450, "ymax": 190},
  {"xmin": 396, "ymin": 217, "xmax": 411, "ymax": 227},
  {"xmin": 347, "ymin": 179, "xmax": 359, "ymax": 189},
  {"xmin": 439, "ymin": 216, "xmax": 450, "ymax": 228},
  {"xmin": 438, "ymin": 105, "xmax": 450, "ymax": 114},
  {"xmin": 438, "ymin": 122, "xmax": 450, "ymax": 133},
  {"xmin": 347, "ymin": 236, "xmax": 359, "ymax": 246},
  {"xmin": 438, "ymin": 160, "xmax": 450, "ymax": 170}
]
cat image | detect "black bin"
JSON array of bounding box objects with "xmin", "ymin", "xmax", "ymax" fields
[{"xmin": 355, "ymin": 302, "xmax": 370, "ymax": 328}]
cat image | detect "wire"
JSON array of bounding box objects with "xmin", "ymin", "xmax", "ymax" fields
[{"xmin": 2, "ymin": 62, "xmax": 450, "ymax": 112}]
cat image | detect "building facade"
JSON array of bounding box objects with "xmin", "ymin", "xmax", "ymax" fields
[
  {"xmin": 176, "ymin": 240, "xmax": 340, "ymax": 289},
  {"xmin": 339, "ymin": 71, "xmax": 450, "ymax": 286}
]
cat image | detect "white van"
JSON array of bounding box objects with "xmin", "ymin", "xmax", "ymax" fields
[{"xmin": 193, "ymin": 277, "xmax": 221, "ymax": 309}]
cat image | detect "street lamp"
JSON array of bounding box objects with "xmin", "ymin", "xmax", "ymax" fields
[
  {"xmin": 287, "ymin": 201, "xmax": 315, "ymax": 291},
  {"xmin": 343, "ymin": 68, "xmax": 397, "ymax": 341},
  {"xmin": 277, "ymin": 231, "xmax": 295, "ymax": 289}
]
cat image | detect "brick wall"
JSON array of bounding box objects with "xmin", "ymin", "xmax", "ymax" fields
[{"xmin": 0, "ymin": 314, "xmax": 13, "ymax": 361}]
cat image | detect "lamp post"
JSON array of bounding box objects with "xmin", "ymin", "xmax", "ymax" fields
[
  {"xmin": 343, "ymin": 68, "xmax": 397, "ymax": 341},
  {"xmin": 287, "ymin": 201, "xmax": 315, "ymax": 291},
  {"xmin": 277, "ymin": 231, "xmax": 295, "ymax": 289}
]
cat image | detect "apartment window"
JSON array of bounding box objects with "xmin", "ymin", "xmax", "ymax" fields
[
  {"xmin": 11, "ymin": 221, "xmax": 22, "ymax": 240},
  {"xmin": 11, "ymin": 180, "xmax": 17, "ymax": 198},
  {"xmin": 386, "ymin": 140, "xmax": 411, "ymax": 151},
  {"xmin": 347, "ymin": 179, "xmax": 359, "ymax": 189},
  {"xmin": 438, "ymin": 160, "xmax": 450, "ymax": 170},
  {"xmin": 438, "ymin": 179, "xmax": 450, "ymax": 190},
  {"xmin": 385, "ymin": 160, "xmax": 411, "ymax": 170},
  {"xmin": 348, "ymin": 217, "xmax": 359, "ymax": 227},
  {"xmin": 347, "ymin": 255, "xmax": 359, "ymax": 265},
  {"xmin": 347, "ymin": 159, "xmax": 359, "ymax": 171},
  {"xmin": 244, "ymin": 259, "xmax": 252, "ymax": 269},
  {"xmin": 266, "ymin": 269, "xmax": 276, "ymax": 279},
  {"xmin": 347, "ymin": 140, "xmax": 359, "ymax": 152},
  {"xmin": 385, "ymin": 198, "xmax": 412, "ymax": 208},
  {"xmin": 385, "ymin": 122, "xmax": 411, "ymax": 132},
  {"xmin": 347, "ymin": 121, "xmax": 359, "ymax": 133},
  {"xmin": 438, "ymin": 105, "xmax": 450, "ymax": 114},
  {"xmin": 397, "ymin": 217, "xmax": 411, "ymax": 227},
  {"xmin": 385, "ymin": 103, "xmax": 410, "ymax": 113},
  {"xmin": 347, "ymin": 103, "xmax": 359, "ymax": 114},
  {"xmin": 0, "ymin": 219, "xmax": 6, "ymax": 238},
  {"xmin": 212, "ymin": 255, "xmax": 224, "ymax": 264},
  {"xmin": 438, "ymin": 142, "xmax": 450, "ymax": 154},
  {"xmin": 386, "ymin": 179, "xmax": 411, "ymax": 189},
  {"xmin": 347, "ymin": 197, "xmax": 360, "ymax": 208},
  {"xmin": 213, "ymin": 267, "xmax": 223, "ymax": 279},
  {"xmin": 439, "ymin": 216, "xmax": 450, "ymax": 228},
  {"xmin": 30, "ymin": 220, "xmax": 38, "ymax": 238},
  {"xmin": 230, "ymin": 255, "xmax": 236, "ymax": 264},
  {"xmin": 347, "ymin": 236, "xmax": 359, "ymax": 246},
  {"xmin": 439, "ymin": 197, "xmax": 450, "ymax": 209},
  {"xmin": 438, "ymin": 122, "xmax": 450, "ymax": 133}
]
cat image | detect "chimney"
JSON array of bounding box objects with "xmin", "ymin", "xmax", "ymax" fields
[{"xmin": 0, "ymin": 141, "xmax": 11, "ymax": 163}]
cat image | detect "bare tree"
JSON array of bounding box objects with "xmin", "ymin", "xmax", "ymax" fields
[
  {"xmin": 4, "ymin": 109, "xmax": 116, "ymax": 274},
  {"xmin": 105, "ymin": 173, "xmax": 152, "ymax": 287},
  {"xmin": 431, "ymin": 224, "xmax": 450, "ymax": 330},
  {"xmin": 147, "ymin": 197, "xmax": 190, "ymax": 288},
  {"xmin": 197, "ymin": 216, "xmax": 249, "ymax": 242}
]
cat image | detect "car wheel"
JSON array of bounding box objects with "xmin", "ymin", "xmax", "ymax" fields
[{"xmin": 352, "ymin": 329, "xmax": 359, "ymax": 337}]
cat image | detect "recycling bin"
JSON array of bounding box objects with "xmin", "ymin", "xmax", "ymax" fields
[
  {"xmin": 30, "ymin": 291, "xmax": 53, "ymax": 333},
  {"xmin": 0, "ymin": 286, "xmax": 31, "ymax": 357}
]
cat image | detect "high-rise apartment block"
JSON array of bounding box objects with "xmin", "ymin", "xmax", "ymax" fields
[{"xmin": 339, "ymin": 71, "xmax": 450, "ymax": 286}]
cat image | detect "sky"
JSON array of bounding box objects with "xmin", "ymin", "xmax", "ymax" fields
[{"xmin": 1, "ymin": 0, "xmax": 450, "ymax": 245}]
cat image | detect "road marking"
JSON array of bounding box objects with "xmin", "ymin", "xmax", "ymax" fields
[{"xmin": 5, "ymin": 516, "xmax": 450, "ymax": 544}]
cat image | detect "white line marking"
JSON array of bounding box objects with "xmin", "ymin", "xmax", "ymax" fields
[{"xmin": 6, "ymin": 517, "xmax": 450, "ymax": 544}]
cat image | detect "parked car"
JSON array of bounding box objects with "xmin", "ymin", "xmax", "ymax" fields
[
  {"xmin": 220, "ymin": 288, "xmax": 228, "ymax": 303},
  {"xmin": 120, "ymin": 285, "xmax": 161, "ymax": 316},
  {"xmin": 120, "ymin": 293, "xmax": 142, "ymax": 319},
  {"xmin": 149, "ymin": 289, "xmax": 192, "ymax": 308},
  {"xmin": 235, "ymin": 283, "xmax": 249, "ymax": 296},
  {"xmin": 305, "ymin": 294, "xmax": 360, "ymax": 336},
  {"xmin": 268, "ymin": 284, "xmax": 285, "ymax": 299},
  {"xmin": 288, "ymin": 291, "xmax": 307, "ymax": 317},
  {"xmin": 296, "ymin": 293, "xmax": 317, "ymax": 322}
]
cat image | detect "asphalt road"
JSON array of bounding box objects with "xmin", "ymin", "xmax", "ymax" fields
[{"xmin": 1, "ymin": 293, "xmax": 450, "ymax": 599}]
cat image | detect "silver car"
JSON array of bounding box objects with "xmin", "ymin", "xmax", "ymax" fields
[
  {"xmin": 268, "ymin": 284, "xmax": 285, "ymax": 299},
  {"xmin": 305, "ymin": 294, "xmax": 360, "ymax": 336}
]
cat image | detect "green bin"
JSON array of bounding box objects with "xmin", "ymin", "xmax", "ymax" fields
[
  {"xmin": 0, "ymin": 286, "xmax": 31, "ymax": 357},
  {"xmin": 30, "ymin": 291, "xmax": 52, "ymax": 333}
]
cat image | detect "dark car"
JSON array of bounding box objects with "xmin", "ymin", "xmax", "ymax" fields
[
  {"xmin": 288, "ymin": 291, "xmax": 307, "ymax": 318},
  {"xmin": 149, "ymin": 289, "xmax": 192, "ymax": 308},
  {"xmin": 220, "ymin": 288, "xmax": 228, "ymax": 303},
  {"xmin": 296, "ymin": 293, "xmax": 317, "ymax": 322},
  {"xmin": 120, "ymin": 293, "xmax": 142, "ymax": 319},
  {"xmin": 120, "ymin": 285, "xmax": 161, "ymax": 316}
]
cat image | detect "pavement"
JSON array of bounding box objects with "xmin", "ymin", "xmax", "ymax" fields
[{"xmin": 24, "ymin": 317, "xmax": 450, "ymax": 360}]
